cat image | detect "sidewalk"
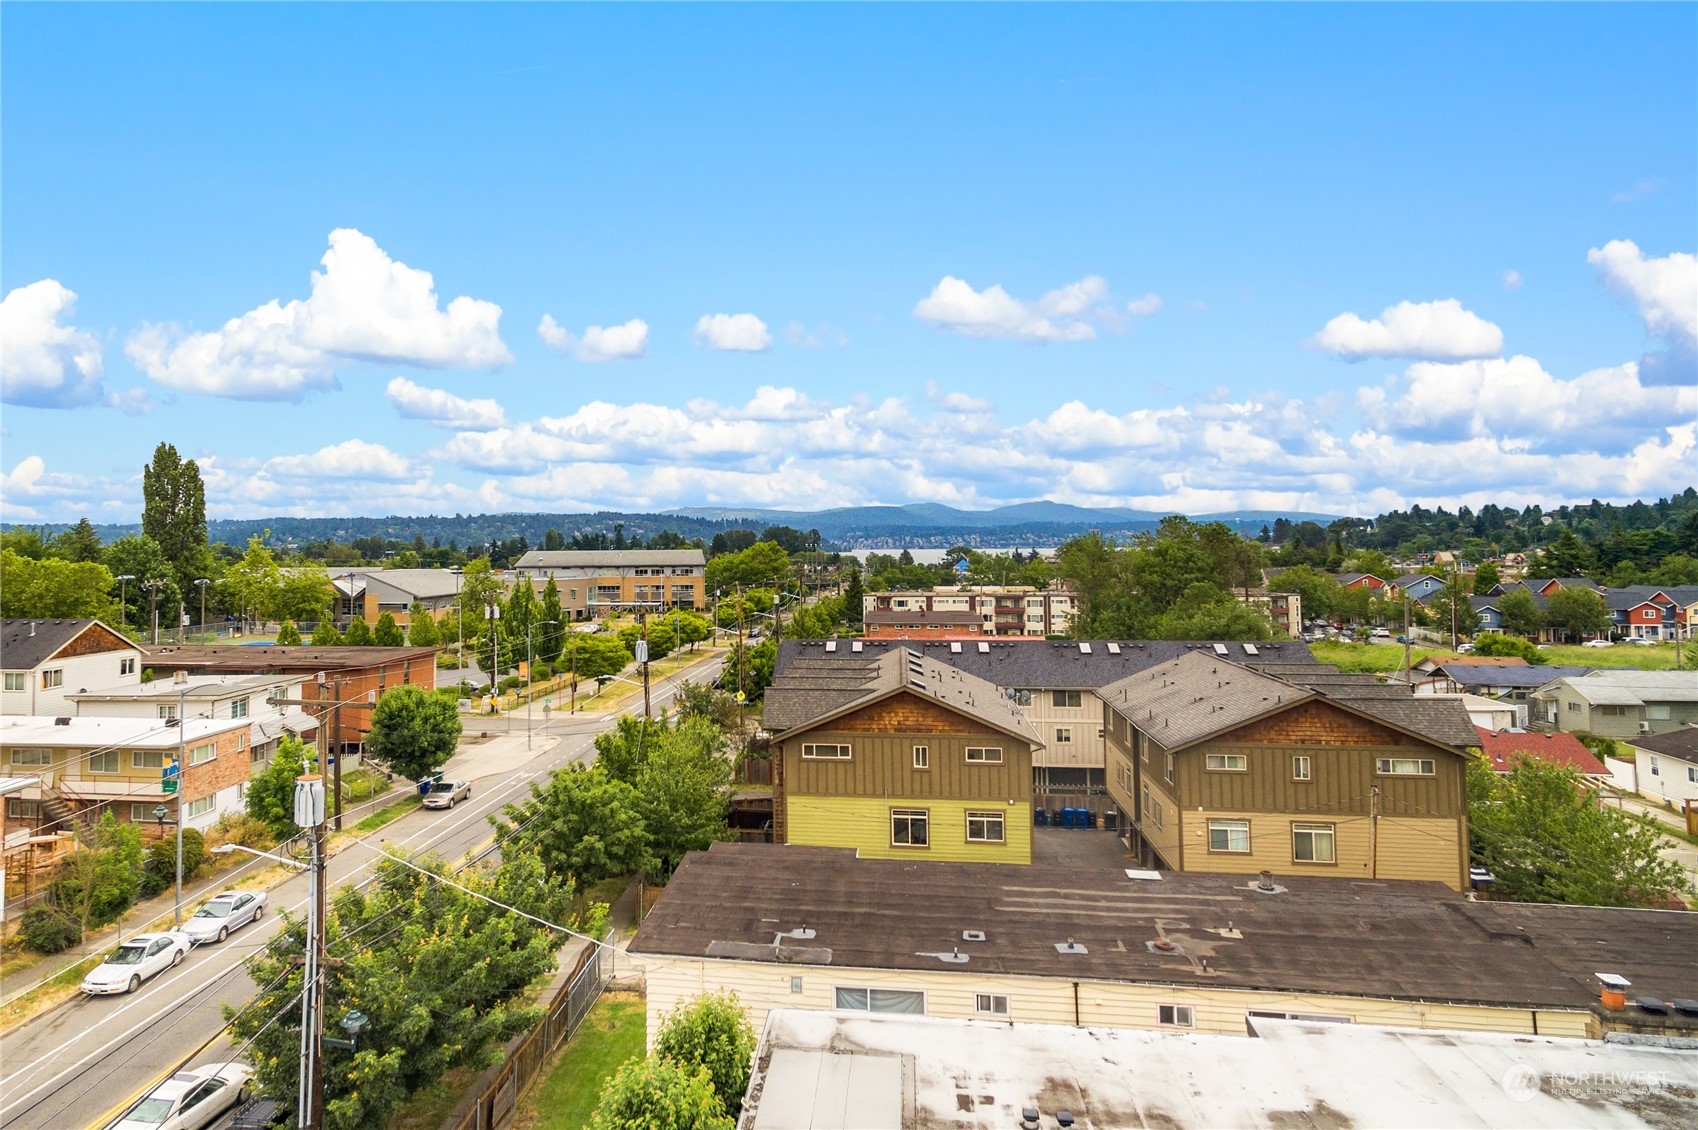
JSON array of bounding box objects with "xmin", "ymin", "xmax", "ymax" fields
[{"xmin": 440, "ymin": 729, "xmax": 561, "ymax": 781}]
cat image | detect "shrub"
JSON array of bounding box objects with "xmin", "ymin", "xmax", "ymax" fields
[
  {"xmin": 590, "ymin": 1057, "xmax": 733, "ymax": 1130},
  {"xmin": 500, "ymin": 675, "xmax": 524, "ymax": 693},
  {"xmin": 19, "ymin": 906, "xmax": 81, "ymax": 954},
  {"xmin": 141, "ymin": 828, "xmax": 207, "ymax": 898},
  {"xmin": 209, "ymin": 812, "xmax": 274, "ymax": 851},
  {"xmin": 654, "ymin": 992, "xmax": 756, "ymax": 1117}
]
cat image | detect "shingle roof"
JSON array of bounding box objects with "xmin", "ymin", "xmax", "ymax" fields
[
  {"xmin": 2, "ymin": 619, "xmax": 128, "ymax": 671},
  {"xmin": 763, "ymin": 647, "xmax": 1039, "ymax": 743},
  {"xmin": 514, "ymin": 549, "xmax": 705, "ymax": 568},
  {"xmin": 1628, "ymin": 725, "xmax": 1698, "ymax": 761},
  {"xmin": 1475, "ymin": 727, "xmax": 1608, "ymax": 775},
  {"xmin": 1440, "ymin": 664, "xmax": 1595, "ymax": 689},
  {"xmin": 775, "ymin": 638, "xmax": 1317, "ymax": 691},
  {"xmin": 1545, "ymin": 669, "xmax": 1698, "ymax": 705},
  {"xmin": 1394, "ymin": 573, "xmax": 1444, "ymax": 588}
]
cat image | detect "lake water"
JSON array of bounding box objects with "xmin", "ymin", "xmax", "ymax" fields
[{"xmin": 843, "ymin": 547, "xmax": 1057, "ymax": 565}]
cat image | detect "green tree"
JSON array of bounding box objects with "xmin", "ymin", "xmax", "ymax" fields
[
  {"xmin": 1151, "ymin": 583, "xmax": 1273, "ymax": 641},
  {"xmin": 142, "ymin": 441, "xmax": 208, "ymax": 591},
  {"xmin": 1543, "ymin": 586, "xmax": 1611, "ymax": 642},
  {"xmin": 310, "ymin": 618, "xmax": 344, "ymax": 646},
  {"xmin": 786, "ymin": 596, "xmax": 846, "ymax": 640},
  {"xmin": 590, "ymin": 1057, "xmax": 734, "ymax": 1130},
  {"xmin": 364, "ymin": 686, "xmax": 461, "ymax": 781},
  {"xmin": 54, "ymin": 517, "xmax": 106, "ymax": 563},
  {"xmin": 1527, "ymin": 527, "xmax": 1595, "ymax": 579},
  {"xmin": 634, "ymin": 720, "xmax": 733, "ymax": 877},
  {"xmin": 219, "ymin": 534, "xmax": 284, "ymax": 626},
  {"xmin": 1471, "ymin": 562, "xmax": 1501, "ymax": 594},
  {"xmin": 141, "ymin": 827, "xmax": 207, "ymax": 899},
  {"xmin": 653, "ymin": 993, "xmax": 756, "ymax": 1119},
  {"xmin": 0, "ymin": 549, "xmax": 118, "ymax": 620},
  {"xmin": 1467, "ymin": 759, "xmax": 1689, "ymax": 908},
  {"xmin": 276, "ymin": 566, "xmax": 335, "ymax": 624},
  {"xmin": 494, "ymin": 765, "xmax": 654, "ymax": 889},
  {"xmin": 619, "ymin": 620, "xmax": 677, "ymax": 662},
  {"xmin": 405, "ymin": 606, "xmax": 440, "ymax": 648},
  {"xmin": 842, "ymin": 564, "xmax": 864, "ymax": 629},
  {"xmin": 1469, "ymin": 633, "xmax": 1545, "ymax": 663},
  {"xmin": 343, "ymin": 617, "xmax": 375, "ymax": 646},
  {"xmin": 704, "ymin": 541, "xmax": 791, "ymax": 594},
  {"xmin": 538, "ymin": 579, "xmax": 566, "ymax": 661},
  {"xmin": 562, "ymin": 633, "xmax": 634, "ymax": 693},
  {"xmin": 1269, "ymin": 564, "xmax": 1341, "ymax": 622},
  {"xmin": 1429, "ymin": 576, "xmax": 1482, "ymax": 641},
  {"xmin": 51, "ymin": 812, "xmax": 144, "ymax": 935},
  {"xmin": 1055, "ymin": 532, "xmax": 1132, "ymax": 637},
  {"xmin": 672, "ymin": 611, "xmax": 714, "ymax": 650},
  {"xmin": 247, "ymin": 735, "xmax": 310, "ymax": 834},
  {"xmin": 373, "ymin": 612, "xmax": 405, "ymax": 647},
  {"xmin": 275, "ymin": 619, "xmax": 303, "ymax": 646},
  {"xmin": 456, "ymin": 557, "xmax": 503, "ymax": 623},
  {"xmin": 104, "ymin": 535, "xmax": 180, "ymax": 634},
  {"xmin": 1341, "ymin": 548, "xmax": 1394, "ymax": 583},
  {"xmin": 505, "ymin": 577, "xmax": 540, "ymax": 658},
  {"xmin": 1496, "ymin": 588, "xmax": 1542, "ymax": 637}
]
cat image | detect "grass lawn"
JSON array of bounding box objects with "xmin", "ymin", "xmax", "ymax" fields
[
  {"xmin": 353, "ymin": 792, "xmax": 422, "ymax": 833},
  {"xmin": 511, "ymin": 992, "xmax": 646, "ymax": 1130},
  {"xmin": 1310, "ymin": 640, "xmax": 1692, "ymax": 674}
]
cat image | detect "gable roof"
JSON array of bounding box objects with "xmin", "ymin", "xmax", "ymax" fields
[
  {"xmin": 1629, "ymin": 725, "xmax": 1698, "ymax": 761},
  {"xmin": 764, "ymin": 647, "xmax": 1039, "ymax": 744},
  {"xmin": 1, "ymin": 619, "xmax": 133, "ymax": 670},
  {"xmin": 1394, "ymin": 573, "xmax": 1444, "ymax": 588},
  {"xmin": 1438, "ymin": 664, "xmax": 1594, "ymax": 689},
  {"xmin": 1336, "ymin": 572, "xmax": 1385, "ymax": 586},
  {"xmin": 1474, "ymin": 727, "xmax": 1608, "ymax": 775},
  {"xmin": 1532, "ymin": 577, "xmax": 1601, "ymax": 591},
  {"xmin": 1538, "ymin": 669, "xmax": 1698, "ymax": 706}
]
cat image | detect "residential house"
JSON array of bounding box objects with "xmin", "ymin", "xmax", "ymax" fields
[
  {"xmin": 1, "ymin": 715, "xmax": 255, "ymax": 834},
  {"xmin": 1392, "ymin": 573, "xmax": 1446, "ymax": 602},
  {"xmin": 1627, "ymin": 726, "xmax": 1698, "ymax": 810},
  {"xmin": 1474, "ymin": 726, "xmax": 1608, "ymax": 780},
  {"xmin": 329, "ymin": 568, "xmax": 464, "ymax": 631},
  {"xmin": 1336, "ymin": 572, "xmax": 1389, "ymax": 592},
  {"xmin": 763, "ymin": 646, "xmax": 1041, "ymax": 864},
  {"xmin": 1530, "ymin": 671, "xmax": 1698, "ymax": 738},
  {"xmin": 1101, "ymin": 651, "xmax": 1477, "ymax": 889},
  {"xmin": 1470, "ymin": 594, "xmax": 1505, "ymax": 632},
  {"xmin": 863, "ymin": 585, "xmax": 1077, "ymax": 638},
  {"xmin": 1413, "ymin": 662, "xmax": 1594, "ymax": 707},
  {"xmin": 862, "ymin": 609, "xmax": 989, "ymax": 639},
  {"xmin": 774, "ymin": 639, "xmax": 1321, "ymax": 813},
  {"xmin": 1604, "ymin": 585, "xmax": 1698, "ymax": 642},
  {"xmin": 511, "ymin": 549, "xmax": 706, "ymax": 617},
  {"xmin": 1457, "ymin": 693, "xmax": 1519, "ymax": 732},
  {"xmin": 631, "ymin": 841, "xmax": 1698, "ymax": 1045},
  {"xmin": 68, "ymin": 671, "xmax": 319, "ymax": 765},
  {"xmin": 139, "ymin": 644, "xmax": 438, "ymax": 752},
  {"xmin": 2, "ymin": 619, "xmax": 142, "ymax": 717}
]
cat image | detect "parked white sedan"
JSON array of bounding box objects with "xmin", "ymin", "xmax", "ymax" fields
[
  {"xmin": 104, "ymin": 1062, "xmax": 253, "ymax": 1130},
  {"xmin": 181, "ymin": 890, "xmax": 267, "ymax": 945},
  {"xmin": 81, "ymin": 932, "xmax": 192, "ymax": 995},
  {"xmin": 422, "ymin": 778, "xmax": 472, "ymax": 809}
]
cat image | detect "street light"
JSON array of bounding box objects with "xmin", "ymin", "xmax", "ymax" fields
[
  {"xmin": 525, "ymin": 620, "xmax": 560, "ymax": 750},
  {"xmin": 323, "ymin": 1009, "xmax": 370, "ymax": 1052},
  {"xmin": 144, "ymin": 579, "xmax": 164, "ymax": 645},
  {"xmin": 116, "ymin": 574, "xmax": 136, "ymax": 637},
  {"xmin": 194, "ymin": 578, "xmax": 210, "ymax": 643}
]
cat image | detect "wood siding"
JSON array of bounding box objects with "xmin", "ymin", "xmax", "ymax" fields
[
  {"xmin": 786, "ymin": 795, "xmax": 1032, "ymax": 863},
  {"xmin": 1179, "ymin": 807, "xmax": 1463, "ymax": 886}
]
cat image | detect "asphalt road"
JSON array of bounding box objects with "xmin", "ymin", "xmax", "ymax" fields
[{"xmin": 0, "ymin": 654, "xmax": 721, "ymax": 1130}]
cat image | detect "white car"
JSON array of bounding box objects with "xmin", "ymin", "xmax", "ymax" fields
[
  {"xmin": 422, "ymin": 779, "xmax": 471, "ymax": 809},
  {"xmin": 1581, "ymin": 638, "xmax": 1615, "ymax": 648},
  {"xmin": 181, "ymin": 890, "xmax": 267, "ymax": 945},
  {"xmin": 81, "ymin": 932, "xmax": 192, "ymax": 995},
  {"xmin": 1626, "ymin": 637, "xmax": 1658, "ymax": 646},
  {"xmin": 104, "ymin": 1062, "xmax": 254, "ymax": 1130}
]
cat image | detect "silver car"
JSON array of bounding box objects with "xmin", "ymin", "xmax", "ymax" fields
[
  {"xmin": 422, "ymin": 779, "xmax": 471, "ymax": 809},
  {"xmin": 81, "ymin": 932, "xmax": 192, "ymax": 995},
  {"xmin": 181, "ymin": 890, "xmax": 267, "ymax": 945},
  {"xmin": 104, "ymin": 1061, "xmax": 253, "ymax": 1130}
]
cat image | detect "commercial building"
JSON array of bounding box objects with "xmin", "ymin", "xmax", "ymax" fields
[
  {"xmin": 863, "ymin": 586, "xmax": 1076, "ymax": 638},
  {"xmin": 631, "ymin": 842, "xmax": 1698, "ymax": 1050},
  {"xmin": 328, "ymin": 568, "xmax": 464, "ymax": 630},
  {"xmin": 2, "ymin": 619, "xmax": 142, "ymax": 717},
  {"xmin": 512, "ymin": 549, "xmax": 707, "ymax": 617},
  {"xmin": 764, "ymin": 646, "xmax": 1040, "ymax": 864},
  {"xmin": 1102, "ymin": 651, "xmax": 1477, "ymax": 889}
]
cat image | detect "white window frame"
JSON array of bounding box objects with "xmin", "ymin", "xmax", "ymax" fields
[
  {"xmin": 189, "ymin": 742, "xmax": 216, "ymax": 766},
  {"xmin": 966, "ymin": 810, "xmax": 1005, "ymax": 844},
  {"xmin": 1375, "ymin": 757, "xmax": 1436, "ymax": 776},
  {"xmin": 1207, "ymin": 819, "xmax": 1251, "ymax": 854},
  {"xmin": 4, "ymin": 672, "xmax": 27, "ymax": 691},
  {"xmin": 158, "ymin": 704, "xmax": 178, "ymax": 720},
  {"xmin": 964, "ymin": 747, "xmax": 1003, "ymax": 763},
  {"xmin": 1292, "ymin": 755, "xmax": 1312, "ymax": 781},
  {"xmin": 833, "ymin": 986, "xmax": 927, "ymax": 1015},
  {"xmin": 230, "ymin": 698, "xmax": 249, "ymax": 719},
  {"xmin": 185, "ymin": 796, "xmax": 215, "ymax": 819},
  {"xmin": 1158, "ymin": 1004, "xmax": 1195, "ymax": 1028},
  {"xmin": 1293, "ymin": 823, "xmax": 1337, "ymax": 864},
  {"xmin": 1054, "ymin": 728, "xmax": 1072, "ymax": 744},
  {"xmin": 119, "ymin": 657, "xmax": 137, "ymax": 677},
  {"xmin": 41, "ymin": 669, "xmax": 63, "ymax": 689},
  {"xmin": 1205, "ymin": 753, "xmax": 1248, "ymax": 772},
  {"xmin": 912, "ymin": 745, "xmax": 929, "ymax": 770},
  {"xmin": 890, "ymin": 808, "xmax": 929, "ymax": 848},
  {"xmin": 975, "ymin": 993, "xmax": 1010, "ymax": 1016},
  {"xmin": 801, "ymin": 743, "xmax": 852, "ymax": 760}
]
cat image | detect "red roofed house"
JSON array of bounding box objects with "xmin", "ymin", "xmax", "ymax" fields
[{"xmin": 1474, "ymin": 726, "xmax": 1608, "ymax": 780}]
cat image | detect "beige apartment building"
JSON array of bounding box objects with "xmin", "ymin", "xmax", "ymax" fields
[{"xmin": 512, "ymin": 550, "xmax": 706, "ymax": 618}]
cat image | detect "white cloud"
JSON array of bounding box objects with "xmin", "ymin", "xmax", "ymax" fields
[
  {"xmin": 1587, "ymin": 239, "xmax": 1697, "ymax": 348},
  {"xmin": 913, "ymin": 275, "xmax": 1108, "ymax": 342},
  {"xmin": 1502, "ymin": 270, "xmax": 1522, "ymax": 292},
  {"xmin": 265, "ymin": 439, "xmax": 415, "ymax": 482},
  {"xmin": 538, "ymin": 315, "xmax": 649, "ymax": 362},
  {"xmin": 104, "ymin": 389, "xmax": 158, "ymax": 416},
  {"xmin": 0, "ymin": 280, "xmax": 106, "ymax": 408},
  {"xmin": 693, "ymin": 313, "xmax": 772, "ymax": 352},
  {"xmin": 1126, "ymin": 293, "xmax": 1163, "ymax": 317},
  {"xmin": 784, "ymin": 321, "xmax": 849, "ymax": 348},
  {"xmin": 386, "ymin": 377, "xmax": 507, "ymax": 430},
  {"xmin": 1610, "ymin": 180, "xmax": 1661, "ymax": 205},
  {"xmin": 1313, "ymin": 298, "xmax": 1504, "ymax": 361},
  {"xmin": 125, "ymin": 228, "xmax": 512, "ymax": 401}
]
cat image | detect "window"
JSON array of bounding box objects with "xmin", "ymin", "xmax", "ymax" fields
[
  {"xmin": 1376, "ymin": 758, "xmax": 1435, "ymax": 776},
  {"xmin": 1140, "ymin": 786, "xmax": 1150, "ymax": 819},
  {"xmin": 88, "ymin": 750, "xmax": 120, "ymax": 773},
  {"xmin": 1292, "ymin": 823, "xmax": 1336, "ymax": 863},
  {"xmin": 1205, "ymin": 753, "xmax": 1247, "ymax": 772},
  {"xmin": 1598, "ymin": 705, "xmax": 1627, "ymax": 717},
  {"xmin": 1054, "ymin": 728, "xmax": 1072, "ymax": 744},
  {"xmin": 41, "ymin": 669, "xmax": 63, "ymax": 689},
  {"xmin": 231, "ymin": 698, "xmax": 249, "ymax": 719},
  {"xmin": 975, "ymin": 993, "xmax": 1010, "ymax": 1016},
  {"xmin": 131, "ymin": 803, "xmax": 160, "ymax": 822},
  {"xmin": 132, "ymin": 750, "xmax": 165, "ymax": 769},
  {"xmin": 912, "ymin": 745, "xmax": 929, "ymax": 770},
  {"xmin": 1292, "ymin": 756, "xmax": 1312, "ymax": 781},
  {"xmin": 158, "ymin": 704, "xmax": 177, "ymax": 720},
  {"xmin": 1164, "ymin": 753, "xmax": 1174, "ymax": 783},
  {"xmin": 1687, "ymin": 766, "xmax": 1697, "ymax": 784},
  {"xmin": 185, "ymin": 796, "xmax": 215, "ymax": 818},
  {"xmin": 890, "ymin": 808, "xmax": 929, "ymax": 847},
  {"xmin": 964, "ymin": 747, "xmax": 1003, "ymax": 763},
  {"xmin": 1649, "ymin": 756, "xmax": 1659, "ymax": 776},
  {"xmin": 1151, "ymin": 800, "xmax": 1164, "ymax": 830},
  {"xmin": 834, "ymin": 987, "xmax": 926, "ymax": 1014},
  {"xmin": 1052, "ymin": 691, "xmax": 1082, "ymax": 708},
  {"xmin": 1647, "ymin": 705, "xmax": 1671, "ymax": 721},
  {"xmin": 802, "ymin": 743, "xmax": 851, "ymax": 760},
  {"xmin": 791, "ymin": 977, "xmax": 803, "ymax": 993},
  {"xmin": 10, "ymin": 748, "xmax": 52, "ymax": 766},
  {"xmin": 4, "ymin": 673, "xmax": 26, "ymax": 691},
  {"xmin": 6, "ymin": 799, "xmax": 42, "ymax": 819},
  {"xmin": 251, "ymin": 743, "xmax": 269, "ymax": 764},
  {"xmin": 966, "ymin": 811, "xmax": 1005, "ymax": 843},
  {"xmin": 1158, "ymin": 1004, "xmax": 1195, "ymax": 1028},
  {"xmin": 1207, "ymin": 819, "xmax": 1251, "ymax": 853},
  {"xmin": 120, "ymin": 658, "xmax": 137, "ymax": 677},
  {"xmin": 1567, "ymin": 701, "xmax": 1581, "ymax": 713},
  {"xmin": 189, "ymin": 742, "xmax": 215, "ymax": 766}
]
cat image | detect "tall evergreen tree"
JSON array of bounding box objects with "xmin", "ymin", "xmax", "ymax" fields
[
  {"xmin": 373, "ymin": 611, "xmax": 405, "ymax": 646},
  {"xmin": 344, "ymin": 617, "xmax": 375, "ymax": 646},
  {"xmin": 55, "ymin": 518, "xmax": 105, "ymax": 563},
  {"xmin": 539, "ymin": 579, "xmax": 566, "ymax": 661},
  {"xmin": 141, "ymin": 442, "xmax": 208, "ymax": 590},
  {"xmin": 843, "ymin": 565, "xmax": 864, "ymax": 629},
  {"xmin": 310, "ymin": 618, "xmax": 343, "ymax": 646}
]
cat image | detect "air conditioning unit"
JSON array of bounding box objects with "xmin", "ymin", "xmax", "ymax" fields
[{"xmin": 1638, "ymin": 721, "xmax": 1652, "ymax": 734}]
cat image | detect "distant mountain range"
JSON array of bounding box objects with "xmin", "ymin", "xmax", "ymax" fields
[{"xmin": 27, "ymin": 502, "xmax": 1342, "ymax": 551}]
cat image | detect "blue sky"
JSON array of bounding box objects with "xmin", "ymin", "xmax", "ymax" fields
[{"xmin": 3, "ymin": 3, "xmax": 1694, "ymax": 525}]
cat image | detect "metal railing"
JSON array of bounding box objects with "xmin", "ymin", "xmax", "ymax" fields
[{"xmin": 448, "ymin": 930, "xmax": 615, "ymax": 1130}]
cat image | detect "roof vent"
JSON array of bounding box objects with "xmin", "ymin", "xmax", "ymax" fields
[
  {"xmin": 1124, "ymin": 869, "xmax": 1163, "ymax": 881},
  {"xmin": 1057, "ymin": 1113, "xmax": 1076, "ymax": 1128},
  {"xmin": 824, "ymin": 640, "xmax": 836, "ymax": 653},
  {"xmin": 1253, "ymin": 870, "xmax": 1283, "ymax": 894},
  {"xmin": 1021, "ymin": 1109, "xmax": 1041, "ymax": 1130},
  {"xmin": 53, "ymin": 717, "xmax": 72, "ymax": 726},
  {"xmin": 1054, "ymin": 939, "xmax": 1088, "ymax": 954},
  {"xmin": 29, "ymin": 622, "xmax": 36, "ymax": 637},
  {"xmin": 961, "ymin": 929, "xmax": 986, "ymax": 942},
  {"xmin": 938, "ymin": 947, "xmax": 968, "ymax": 964},
  {"xmin": 173, "ymin": 669, "xmax": 189, "ymax": 684}
]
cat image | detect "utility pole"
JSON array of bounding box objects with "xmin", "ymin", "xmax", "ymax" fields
[
  {"xmin": 640, "ymin": 612, "xmax": 652, "ymax": 720},
  {"xmin": 146, "ymin": 580, "xmax": 161, "ymax": 646},
  {"xmin": 331, "ymin": 680, "xmax": 343, "ymax": 832},
  {"xmin": 736, "ymin": 583, "xmax": 745, "ymax": 700},
  {"xmin": 174, "ymin": 688, "xmax": 185, "ymax": 926},
  {"xmin": 293, "ymin": 773, "xmax": 327, "ymax": 1130},
  {"xmin": 195, "ymin": 578, "xmax": 210, "ymax": 643},
  {"xmin": 1401, "ymin": 597, "xmax": 1412, "ymax": 686},
  {"xmin": 1449, "ymin": 565, "xmax": 1459, "ymax": 652}
]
